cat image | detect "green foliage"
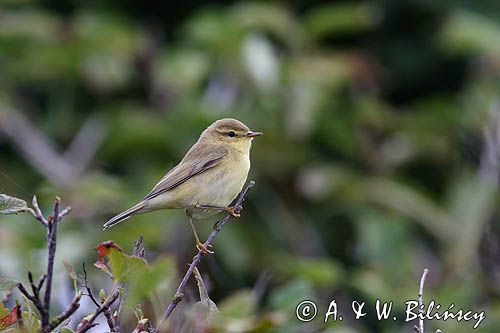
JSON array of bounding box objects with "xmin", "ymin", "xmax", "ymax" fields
[
  {"xmin": 0, "ymin": 194, "xmax": 33, "ymax": 215},
  {"xmin": 108, "ymin": 248, "xmax": 147, "ymax": 283}
]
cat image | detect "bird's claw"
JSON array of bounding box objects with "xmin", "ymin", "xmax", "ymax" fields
[
  {"xmin": 196, "ymin": 242, "xmax": 214, "ymax": 255},
  {"xmin": 225, "ymin": 206, "xmax": 242, "ymax": 218}
]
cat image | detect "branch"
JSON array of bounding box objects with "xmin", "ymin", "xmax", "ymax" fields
[
  {"xmin": 17, "ymin": 196, "xmax": 74, "ymax": 333},
  {"xmin": 416, "ymin": 268, "xmax": 429, "ymax": 333},
  {"xmin": 76, "ymin": 291, "xmax": 120, "ymax": 333},
  {"xmin": 31, "ymin": 195, "xmax": 48, "ymax": 227},
  {"xmin": 42, "ymin": 197, "xmax": 61, "ymax": 328},
  {"xmin": 47, "ymin": 292, "xmax": 81, "ymax": 331},
  {"xmin": 17, "ymin": 283, "xmax": 45, "ymax": 320},
  {"xmin": 158, "ymin": 181, "xmax": 255, "ymax": 326},
  {"xmin": 82, "ymin": 263, "xmax": 100, "ymax": 307},
  {"xmin": 82, "ymin": 263, "xmax": 118, "ymax": 332}
]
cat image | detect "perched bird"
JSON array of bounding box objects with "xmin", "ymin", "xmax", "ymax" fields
[{"xmin": 103, "ymin": 118, "xmax": 262, "ymax": 254}]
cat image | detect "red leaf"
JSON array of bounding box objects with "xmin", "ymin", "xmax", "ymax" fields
[
  {"xmin": 95, "ymin": 241, "xmax": 124, "ymax": 261},
  {"xmin": 0, "ymin": 305, "xmax": 19, "ymax": 328}
]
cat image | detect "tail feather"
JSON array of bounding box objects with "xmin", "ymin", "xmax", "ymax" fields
[{"xmin": 103, "ymin": 202, "xmax": 145, "ymax": 230}]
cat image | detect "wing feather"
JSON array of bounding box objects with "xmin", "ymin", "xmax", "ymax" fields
[{"xmin": 143, "ymin": 144, "xmax": 228, "ymax": 200}]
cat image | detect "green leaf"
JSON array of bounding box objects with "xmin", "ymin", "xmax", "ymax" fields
[
  {"xmin": 272, "ymin": 255, "xmax": 343, "ymax": 287},
  {"xmin": 269, "ymin": 279, "xmax": 314, "ymax": 311},
  {"xmin": 0, "ymin": 194, "xmax": 33, "ymax": 215},
  {"xmin": 218, "ymin": 290, "xmax": 256, "ymax": 318},
  {"xmin": 127, "ymin": 256, "xmax": 176, "ymax": 306},
  {"xmin": 0, "ymin": 303, "xmax": 9, "ymax": 319},
  {"xmin": 304, "ymin": 3, "xmax": 379, "ymax": 39},
  {"xmin": 108, "ymin": 247, "xmax": 147, "ymax": 283},
  {"xmin": 95, "ymin": 241, "xmax": 147, "ymax": 283},
  {"xmin": 21, "ymin": 307, "xmax": 41, "ymax": 333}
]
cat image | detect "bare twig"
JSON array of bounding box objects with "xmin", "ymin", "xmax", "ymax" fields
[
  {"xmin": 31, "ymin": 195, "xmax": 48, "ymax": 227},
  {"xmin": 82, "ymin": 263, "xmax": 118, "ymax": 332},
  {"xmin": 159, "ymin": 181, "xmax": 255, "ymax": 326},
  {"xmin": 76, "ymin": 291, "xmax": 120, "ymax": 333},
  {"xmin": 60, "ymin": 206, "xmax": 73, "ymax": 219},
  {"xmin": 17, "ymin": 283, "xmax": 45, "ymax": 319},
  {"xmin": 43, "ymin": 197, "xmax": 61, "ymax": 328},
  {"xmin": 133, "ymin": 236, "xmax": 146, "ymax": 258},
  {"xmin": 82, "ymin": 263, "xmax": 100, "ymax": 308},
  {"xmin": 17, "ymin": 196, "xmax": 74, "ymax": 333},
  {"xmin": 417, "ymin": 268, "xmax": 429, "ymax": 333},
  {"xmin": 47, "ymin": 292, "xmax": 82, "ymax": 331}
]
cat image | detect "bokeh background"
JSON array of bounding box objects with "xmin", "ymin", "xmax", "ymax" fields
[{"xmin": 1, "ymin": 0, "xmax": 500, "ymax": 332}]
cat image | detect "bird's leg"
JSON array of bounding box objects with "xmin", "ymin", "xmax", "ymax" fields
[
  {"xmin": 196, "ymin": 204, "xmax": 242, "ymax": 218},
  {"xmin": 186, "ymin": 211, "xmax": 213, "ymax": 255}
]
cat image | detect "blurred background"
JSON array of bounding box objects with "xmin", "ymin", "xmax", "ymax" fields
[{"xmin": 1, "ymin": 0, "xmax": 500, "ymax": 332}]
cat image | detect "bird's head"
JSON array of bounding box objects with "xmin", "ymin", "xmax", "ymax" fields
[{"xmin": 202, "ymin": 118, "xmax": 262, "ymax": 151}]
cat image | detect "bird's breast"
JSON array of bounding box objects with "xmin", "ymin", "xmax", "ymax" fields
[{"xmin": 189, "ymin": 152, "xmax": 250, "ymax": 218}]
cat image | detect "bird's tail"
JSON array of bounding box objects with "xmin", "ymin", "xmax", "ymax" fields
[{"xmin": 103, "ymin": 201, "xmax": 146, "ymax": 230}]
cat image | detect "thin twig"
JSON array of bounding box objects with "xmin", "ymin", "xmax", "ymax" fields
[
  {"xmin": 60, "ymin": 206, "xmax": 73, "ymax": 219},
  {"xmin": 31, "ymin": 195, "xmax": 48, "ymax": 227},
  {"xmin": 82, "ymin": 263, "xmax": 100, "ymax": 307},
  {"xmin": 47, "ymin": 292, "xmax": 82, "ymax": 331},
  {"xmin": 17, "ymin": 283, "xmax": 45, "ymax": 317},
  {"xmin": 37, "ymin": 274, "xmax": 47, "ymax": 291},
  {"xmin": 159, "ymin": 181, "xmax": 255, "ymax": 326},
  {"xmin": 82, "ymin": 263, "xmax": 118, "ymax": 332},
  {"xmin": 42, "ymin": 197, "xmax": 61, "ymax": 329},
  {"xmin": 133, "ymin": 236, "xmax": 145, "ymax": 257},
  {"xmin": 418, "ymin": 268, "xmax": 429, "ymax": 333},
  {"xmin": 76, "ymin": 291, "xmax": 120, "ymax": 333},
  {"xmin": 17, "ymin": 196, "xmax": 76, "ymax": 333}
]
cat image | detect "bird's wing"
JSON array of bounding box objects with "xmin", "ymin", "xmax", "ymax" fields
[{"xmin": 143, "ymin": 144, "xmax": 228, "ymax": 200}]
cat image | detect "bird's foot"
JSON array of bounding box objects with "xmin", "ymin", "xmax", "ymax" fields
[
  {"xmin": 225, "ymin": 206, "xmax": 242, "ymax": 218},
  {"xmin": 196, "ymin": 241, "xmax": 214, "ymax": 255}
]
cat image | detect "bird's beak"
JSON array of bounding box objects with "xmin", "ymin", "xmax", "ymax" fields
[{"xmin": 246, "ymin": 131, "xmax": 263, "ymax": 137}]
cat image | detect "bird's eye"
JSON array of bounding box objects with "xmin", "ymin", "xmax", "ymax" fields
[{"xmin": 227, "ymin": 131, "xmax": 236, "ymax": 137}]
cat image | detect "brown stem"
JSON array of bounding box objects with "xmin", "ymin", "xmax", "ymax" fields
[
  {"xmin": 48, "ymin": 292, "xmax": 81, "ymax": 331},
  {"xmin": 82, "ymin": 263, "xmax": 118, "ymax": 332},
  {"xmin": 19, "ymin": 196, "xmax": 73, "ymax": 333},
  {"xmin": 17, "ymin": 283, "xmax": 44, "ymax": 317},
  {"xmin": 76, "ymin": 291, "xmax": 120, "ymax": 333},
  {"xmin": 42, "ymin": 197, "xmax": 61, "ymax": 329}
]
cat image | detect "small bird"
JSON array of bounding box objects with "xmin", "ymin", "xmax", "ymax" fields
[{"xmin": 103, "ymin": 118, "xmax": 262, "ymax": 254}]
